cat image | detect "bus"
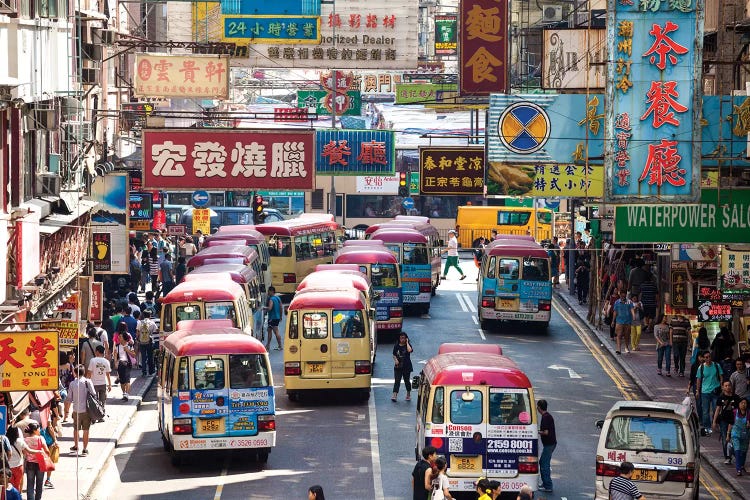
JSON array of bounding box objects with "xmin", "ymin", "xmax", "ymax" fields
[
  {"xmin": 334, "ymin": 247, "xmax": 403, "ymax": 335},
  {"xmin": 158, "ymin": 322, "xmax": 275, "ymax": 465},
  {"xmin": 251, "ymin": 216, "xmax": 343, "ymax": 294},
  {"xmin": 477, "ymin": 238, "xmax": 552, "ymax": 330},
  {"xmin": 298, "ymin": 271, "xmax": 377, "ymax": 310},
  {"xmin": 369, "ymin": 228, "xmax": 441, "ymax": 313},
  {"xmin": 187, "ymin": 245, "xmax": 261, "ymax": 277},
  {"xmin": 413, "ymin": 344, "xmax": 539, "ymax": 494},
  {"xmin": 204, "ymin": 229, "xmax": 272, "ymax": 295},
  {"xmin": 455, "ymin": 206, "xmax": 554, "ymax": 248},
  {"xmin": 284, "ymin": 288, "xmax": 374, "ymax": 401}
]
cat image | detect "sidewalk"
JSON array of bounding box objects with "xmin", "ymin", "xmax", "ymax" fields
[
  {"xmin": 43, "ymin": 373, "xmax": 155, "ymax": 500},
  {"xmin": 554, "ymin": 281, "xmax": 750, "ymax": 497}
]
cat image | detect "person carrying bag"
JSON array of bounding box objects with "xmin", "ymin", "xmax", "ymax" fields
[{"xmin": 22, "ymin": 422, "xmax": 52, "ymax": 500}]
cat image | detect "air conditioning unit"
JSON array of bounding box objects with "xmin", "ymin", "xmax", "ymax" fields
[
  {"xmin": 82, "ymin": 43, "xmax": 103, "ymax": 61},
  {"xmin": 36, "ymin": 173, "xmax": 62, "ymax": 197},
  {"xmin": 91, "ymin": 27, "xmax": 117, "ymax": 45},
  {"xmin": 541, "ymin": 4, "xmax": 563, "ymax": 22},
  {"xmin": 81, "ymin": 68, "xmax": 100, "ymax": 85},
  {"xmin": 62, "ymin": 121, "xmax": 93, "ymax": 143}
]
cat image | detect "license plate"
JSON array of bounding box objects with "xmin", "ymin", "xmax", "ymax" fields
[
  {"xmin": 197, "ymin": 418, "xmax": 225, "ymax": 435},
  {"xmin": 307, "ymin": 362, "xmax": 324, "ymax": 374},
  {"xmin": 497, "ymin": 298, "xmax": 518, "ymax": 311},
  {"xmin": 451, "ymin": 455, "xmax": 482, "ymax": 473},
  {"xmin": 631, "ymin": 469, "xmax": 657, "ymax": 482}
]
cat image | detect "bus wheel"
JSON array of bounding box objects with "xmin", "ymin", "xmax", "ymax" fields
[
  {"xmin": 421, "ymin": 304, "xmax": 430, "ymax": 315},
  {"xmin": 170, "ymin": 450, "xmax": 184, "ymax": 467},
  {"xmin": 162, "ymin": 433, "xmax": 172, "ymax": 452},
  {"xmin": 360, "ymin": 389, "xmax": 371, "ymax": 402},
  {"xmin": 480, "ymin": 318, "xmax": 493, "ymax": 331},
  {"xmin": 256, "ymin": 449, "xmax": 270, "ymax": 463},
  {"xmin": 287, "ymin": 391, "xmax": 298, "ymax": 402}
]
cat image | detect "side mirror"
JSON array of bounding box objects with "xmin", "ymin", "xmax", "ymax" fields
[
  {"xmin": 373, "ymin": 291, "xmax": 382, "ymax": 301},
  {"xmin": 261, "ymin": 263, "xmax": 268, "ymax": 271},
  {"xmin": 412, "ymin": 376, "xmax": 421, "ymax": 388},
  {"xmin": 595, "ymin": 419, "xmax": 604, "ymax": 430}
]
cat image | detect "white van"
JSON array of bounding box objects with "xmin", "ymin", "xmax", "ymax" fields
[{"xmin": 595, "ymin": 400, "xmax": 700, "ymax": 500}]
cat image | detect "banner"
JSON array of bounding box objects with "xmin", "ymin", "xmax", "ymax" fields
[
  {"xmin": 297, "ymin": 90, "xmax": 361, "ymax": 116},
  {"xmin": 434, "ymin": 15, "xmax": 457, "ymax": 56},
  {"xmin": 90, "ymin": 173, "xmax": 129, "ymax": 274},
  {"xmin": 315, "ymin": 130, "xmax": 395, "ymax": 176},
  {"xmin": 221, "ymin": 15, "xmax": 321, "ymax": 44},
  {"xmin": 394, "ymin": 83, "xmax": 457, "ymax": 105},
  {"xmin": 0, "ymin": 331, "xmax": 59, "ymax": 391},
  {"xmin": 419, "ymin": 147, "xmax": 484, "ymax": 195},
  {"xmin": 142, "ymin": 129, "xmax": 315, "ymax": 190},
  {"xmin": 697, "ymin": 286, "xmax": 732, "ymax": 322},
  {"xmin": 192, "ymin": 209, "xmax": 212, "ymax": 235},
  {"xmin": 134, "ymin": 54, "xmax": 230, "ymax": 100},
  {"xmin": 721, "ymin": 248, "xmax": 750, "ymax": 293},
  {"xmin": 459, "ymin": 0, "xmax": 508, "ymax": 95},
  {"xmin": 90, "ymin": 282, "xmax": 103, "ymax": 323}
]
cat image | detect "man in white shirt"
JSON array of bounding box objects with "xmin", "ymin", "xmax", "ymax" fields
[
  {"xmin": 441, "ymin": 230, "xmax": 466, "ymax": 280},
  {"xmin": 69, "ymin": 365, "xmax": 95, "ymax": 456},
  {"xmin": 86, "ymin": 345, "xmax": 112, "ymax": 418}
]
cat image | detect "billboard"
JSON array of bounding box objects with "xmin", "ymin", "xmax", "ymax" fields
[
  {"xmin": 542, "ymin": 29, "xmax": 606, "ymax": 90},
  {"xmin": 223, "ymin": 0, "xmax": 321, "ymax": 15},
  {"xmin": 0, "ymin": 331, "xmax": 59, "ymax": 391},
  {"xmin": 721, "ymin": 248, "xmax": 750, "ymax": 292},
  {"xmin": 419, "ymin": 147, "xmax": 484, "ymax": 195},
  {"xmin": 459, "ymin": 0, "xmax": 508, "ymax": 95},
  {"xmin": 297, "ymin": 90, "xmax": 362, "ymax": 116},
  {"xmin": 434, "ymin": 14, "xmax": 457, "ymax": 56},
  {"xmin": 90, "ymin": 173, "xmax": 129, "ymax": 274},
  {"xmin": 242, "ymin": 0, "xmax": 418, "ymax": 69},
  {"xmin": 604, "ymin": 0, "xmax": 704, "ymax": 203},
  {"xmin": 221, "ymin": 15, "xmax": 321, "ymax": 44},
  {"xmin": 356, "ymin": 175, "xmax": 399, "ymax": 194},
  {"xmin": 142, "ymin": 129, "xmax": 315, "ymax": 190},
  {"xmin": 315, "ymin": 130, "xmax": 395, "ymax": 176},
  {"xmin": 134, "ymin": 54, "xmax": 230, "ymax": 100},
  {"xmin": 394, "ymin": 83, "xmax": 457, "ymax": 105}
]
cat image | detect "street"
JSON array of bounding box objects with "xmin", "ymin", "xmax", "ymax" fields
[{"xmin": 89, "ymin": 277, "xmax": 732, "ymax": 499}]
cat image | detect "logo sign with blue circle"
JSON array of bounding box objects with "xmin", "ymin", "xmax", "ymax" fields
[
  {"xmin": 401, "ymin": 197, "xmax": 415, "ymax": 210},
  {"xmin": 497, "ymin": 102, "xmax": 551, "ymax": 154},
  {"xmin": 192, "ymin": 190, "xmax": 210, "ymax": 207}
]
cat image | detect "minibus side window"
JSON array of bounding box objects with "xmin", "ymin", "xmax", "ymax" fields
[
  {"xmin": 177, "ymin": 357, "xmax": 189, "ymax": 391},
  {"xmin": 450, "ymin": 390, "xmax": 482, "ymax": 425},
  {"xmin": 165, "ymin": 355, "xmax": 175, "ymax": 395},
  {"xmin": 162, "ymin": 304, "xmax": 173, "ymax": 332},
  {"xmin": 194, "ymin": 359, "xmax": 226, "ymax": 390},
  {"xmin": 289, "ymin": 311, "xmax": 299, "ymax": 339},
  {"xmin": 498, "ymin": 258, "xmax": 519, "ymax": 280},
  {"xmin": 431, "ymin": 387, "xmax": 445, "ymax": 424},
  {"xmin": 302, "ymin": 312, "xmax": 328, "ymax": 339},
  {"xmin": 486, "ymin": 256, "xmax": 497, "ymax": 279},
  {"xmin": 489, "ymin": 391, "xmax": 532, "ymax": 425},
  {"xmin": 229, "ymin": 354, "xmax": 269, "ymax": 388},
  {"xmin": 333, "ymin": 310, "xmax": 365, "ymax": 338},
  {"xmin": 404, "ymin": 244, "xmax": 428, "ymax": 265},
  {"xmin": 385, "ymin": 244, "xmax": 401, "ymax": 261}
]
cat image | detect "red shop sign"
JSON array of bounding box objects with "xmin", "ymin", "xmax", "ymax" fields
[
  {"xmin": 142, "ymin": 129, "xmax": 315, "ymax": 190},
  {"xmin": 459, "ymin": 0, "xmax": 509, "ymax": 95}
]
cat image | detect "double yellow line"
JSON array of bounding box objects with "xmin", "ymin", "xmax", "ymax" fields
[{"xmin": 553, "ymin": 298, "xmax": 729, "ymax": 499}]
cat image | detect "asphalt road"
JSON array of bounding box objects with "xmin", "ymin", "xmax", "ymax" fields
[{"xmin": 90, "ymin": 278, "xmax": 729, "ymax": 499}]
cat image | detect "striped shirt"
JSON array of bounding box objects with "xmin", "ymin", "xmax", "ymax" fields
[
  {"xmin": 639, "ymin": 280, "xmax": 658, "ymax": 308},
  {"xmin": 609, "ymin": 476, "xmax": 642, "ymax": 500}
]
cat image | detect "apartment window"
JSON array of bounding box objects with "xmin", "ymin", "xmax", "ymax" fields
[{"xmin": 0, "ymin": 0, "xmax": 18, "ymax": 16}]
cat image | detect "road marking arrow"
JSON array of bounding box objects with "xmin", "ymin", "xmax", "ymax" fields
[{"xmin": 548, "ymin": 364, "xmax": 582, "ymax": 379}]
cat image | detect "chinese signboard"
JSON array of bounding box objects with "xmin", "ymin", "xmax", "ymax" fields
[
  {"xmin": 701, "ymin": 95, "xmax": 750, "ymax": 169},
  {"xmin": 394, "ymin": 83, "xmax": 457, "ymax": 105},
  {"xmin": 542, "ymin": 29, "xmax": 606, "ymax": 90},
  {"xmin": 92, "ymin": 233, "xmax": 112, "ymax": 272},
  {"xmin": 697, "ymin": 285, "xmax": 733, "ymax": 322},
  {"xmin": 434, "ymin": 15, "xmax": 457, "ymax": 56},
  {"xmin": 129, "ymin": 191, "xmax": 153, "ymax": 220},
  {"xmin": 671, "ymin": 268, "xmax": 689, "ymax": 308},
  {"xmin": 52, "ymin": 292, "xmax": 81, "ymax": 347},
  {"xmin": 459, "ymin": 0, "xmax": 508, "ymax": 95},
  {"xmin": 241, "ymin": 0, "xmax": 418, "ymax": 69},
  {"xmin": 142, "ymin": 129, "xmax": 315, "ymax": 190},
  {"xmin": 356, "ymin": 175, "xmax": 399, "ymax": 194},
  {"xmin": 90, "ymin": 173, "xmax": 129, "ymax": 274},
  {"xmin": 604, "ymin": 0, "xmax": 703, "ymax": 203},
  {"xmin": 222, "ymin": 16, "xmax": 321, "ymax": 44},
  {"xmin": 192, "ymin": 209, "xmax": 211, "ymax": 235},
  {"xmin": 614, "ymin": 189, "xmax": 750, "ymax": 244},
  {"xmin": 315, "ymin": 130, "xmax": 395, "ymax": 176},
  {"xmin": 0, "ymin": 331, "xmax": 59, "ymax": 391},
  {"xmin": 134, "ymin": 54, "xmax": 230, "ymax": 100},
  {"xmin": 274, "ymin": 108, "xmax": 308, "ymax": 122},
  {"xmin": 721, "ymin": 248, "xmax": 750, "ymax": 293},
  {"xmin": 90, "ymin": 282, "xmax": 103, "ymax": 323},
  {"xmin": 419, "ymin": 147, "xmax": 484, "ymax": 195},
  {"xmin": 297, "ymin": 90, "xmax": 362, "ymax": 116},
  {"xmin": 525, "ymin": 164, "xmax": 603, "ymax": 197}
]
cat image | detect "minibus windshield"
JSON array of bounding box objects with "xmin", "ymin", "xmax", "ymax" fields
[
  {"xmin": 371, "ymin": 264, "xmax": 398, "ymax": 288},
  {"xmin": 229, "ymin": 354, "xmax": 270, "ymax": 388},
  {"xmin": 404, "ymin": 243, "xmax": 429, "ymax": 265},
  {"xmin": 489, "ymin": 390, "xmax": 532, "ymax": 425}
]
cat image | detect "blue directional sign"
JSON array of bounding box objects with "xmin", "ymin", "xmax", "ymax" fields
[
  {"xmin": 192, "ymin": 190, "xmax": 210, "ymax": 207},
  {"xmin": 402, "ymin": 197, "xmax": 415, "ymax": 210},
  {"xmin": 222, "ymin": 15, "xmax": 321, "ymax": 43}
]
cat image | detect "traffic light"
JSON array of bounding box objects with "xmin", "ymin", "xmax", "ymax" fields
[
  {"xmin": 398, "ymin": 171, "xmax": 409, "ymax": 197},
  {"xmin": 252, "ymin": 194, "xmax": 266, "ymax": 224}
]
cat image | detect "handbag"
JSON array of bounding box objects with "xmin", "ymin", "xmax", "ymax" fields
[
  {"xmin": 38, "ymin": 451, "xmax": 55, "ymax": 472},
  {"xmin": 48, "ymin": 444, "xmax": 60, "ymax": 463},
  {"xmin": 86, "ymin": 385, "xmax": 105, "ymax": 422}
]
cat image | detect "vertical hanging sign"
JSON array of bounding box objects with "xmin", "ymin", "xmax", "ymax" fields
[
  {"xmin": 459, "ymin": 0, "xmax": 508, "ymax": 95},
  {"xmin": 604, "ymin": 0, "xmax": 704, "ymax": 203}
]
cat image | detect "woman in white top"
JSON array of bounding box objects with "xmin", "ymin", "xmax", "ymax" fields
[
  {"xmin": 430, "ymin": 457, "xmax": 453, "ymax": 500},
  {"xmin": 6, "ymin": 425, "xmax": 42, "ymax": 492}
]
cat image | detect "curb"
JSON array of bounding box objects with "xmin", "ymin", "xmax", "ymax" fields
[{"xmin": 553, "ymin": 290, "xmax": 747, "ymax": 496}]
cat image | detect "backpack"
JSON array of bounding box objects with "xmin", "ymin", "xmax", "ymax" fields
[
  {"xmin": 138, "ymin": 320, "xmax": 152, "ymax": 344},
  {"xmin": 141, "ymin": 301, "xmax": 156, "ymax": 316}
]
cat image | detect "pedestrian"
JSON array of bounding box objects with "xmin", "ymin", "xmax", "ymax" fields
[
  {"xmin": 714, "ymin": 380, "xmax": 740, "ymax": 464},
  {"xmin": 127, "ymin": 292, "xmax": 141, "ymax": 317},
  {"xmin": 148, "ymin": 247, "xmax": 160, "ymax": 297},
  {"xmin": 392, "ymin": 332, "xmax": 413, "ymax": 402},
  {"xmin": 487, "ymin": 480, "xmax": 501, "ymax": 500},
  {"xmin": 574, "ymin": 249, "xmax": 590, "ymax": 304},
  {"xmin": 22, "ymin": 422, "xmax": 49, "ymax": 500},
  {"xmin": 6, "ymin": 426, "xmax": 38, "ymax": 493},
  {"xmin": 639, "ymin": 275, "xmax": 658, "ymax": 335},
  {"xmin": 2, "ymin": 468, "xmax": 22, "ymax": 500},
  {"xmin": 548, "ymin": 236, "xmax": 560, "ymax": 288},
  {"xmin": 697, "ymin": 351, "xmax": 723, "ymax": 433},
  {"xmin": 608, "ymin": 461, "xmax": 645, "ymax": 499},
  {"xmin": 129, "ymin": 251, "xmax": 142, "ymax": 293},
  {"xmin": 691, "ymin": 327, "xmax": 710, "ymax": 366},
  {"xmin": 68, "ymin": 365, "xmax": 94, "ymax": 456},
  {"xmin": 687, "ymin": 351, "xmax": 708, "ymax": 423},
  {"xmin": 712, "ymin": 326, "xmax": 736, "ymax": 381},
  {"xmin": 93, "ymin": 320, "xmax": 110, "ymax": 361},
  {"xmin": 307, "ymin": 485, "xmax": 325, "ymax": 500},
  {"xmin": 140, "ymin": 291, "xmax": 158, "ymax": 318},
  {"xmin": 160, "ymin": 252, "xmax": 176, "ymax": 297},
  {"xmin": 140, "ymin": 245, "xmax": 151, "ymax": 293},
  {"xmin": 42, "ymin": 404, "xmax": 60, "ymax": 488},
  {"xmin": 120, "ymin": 306, "xmax": 138, "ymax": 340},
  {"xmin": 195, "ymin": 229, "xmax": 205, "ymax": 250},
  {"xmin": 670, "ymin": 315, "xmax": 691, "ymax": 377},
  {"xmin": 429, "ymin": 457, "xmax": 453, "ymax": 500},
  {"xmin": 137, "ymin": 310, "xmax": 157, "ymax": 376},
  {"xmin": 175, "ymin": 256, "xmax": 187, "ymax": 284},
  {"xmin": 441, "ymin": 230, "xmax": 466, "ymax": 280},
  {"xmin": 263, "ymin": 286, "xmax": 283, "ymax": 350},
  {"xmin": 79, "ymin": 326, "xmax": 102, "ymax": 368},
  {"xmin": 59, "ymin": 351, "xmax": 75, "ymax": 422},
  {"xmin": 629, "ymin": 293, "xmax": 643, "ymax": 351},
  {"xmin": 612, "ymin": 289, "xmax": 634, "ymax": 355},
  {"xmin": 412, "ymin": 446, "xmax": 437, "ymax": 500},
  {"xmin": 728, "ymin": 398, "xmax": 750, "ymax": 476},
  {"xmin": 490, "ymin": 229, "xmax": 498, "ymax": 241},
  {"xmin": 537, "ymin": 399, "xmax": 556, "ymax": 493},
  {"xmin": 654, "ymin": 315, "xmax": 672, "ymax": 376},
  {"xmin": 86, "ymin": 345, "xmax": 112, "ymax": 417},
  {"xmin": 730, "ymin": 358, "xmax": 750, "ymax": 402},
  {"xmin": 517, "ymin": 485, "xmax": 534, "ymax": 500},
  {"xmin": 115, "ymin": 333, "xmax": 136, "ymax": 401},
  {"xmin": 475, "ymin": 478, "xmax": 492, "ymax": 500}
]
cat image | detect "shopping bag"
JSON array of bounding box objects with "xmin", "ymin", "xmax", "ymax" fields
[
  {"xmin": 86, "ymin": 391, "xmax": 105, "ymax": 422},
  {"xmin": 38, "ymin": 452, "xmax": 55, "ymax": 472}
]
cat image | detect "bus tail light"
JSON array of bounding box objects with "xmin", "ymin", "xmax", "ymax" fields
[
  {"xmin": 595, "ymin": 456, "xmax": 620, "ymax": 477},
  {"xmin": 420, "ymin": 284, "xmax": 432, "ymax": 293},
  {"xmin": 390, "ymin": 307, "xmax": 403, "ymax": 318},
  {"xmin": 517, "ymin": 455, "xmax": 538, "ymax": 474},
  {"xmin": 173, "ymin": 418, "xmax": 193, "ymax": 435},
  {"xmin": 285, "ymin": 362, "xmax": 301, "ymax": 376},
  {"xmin": 481, "ymin": 297, "xmax": 494, "ymax": 308},
  {"xmin": 666, "ymin": 464, "xmax": 695, "ymax": 483},
  {"xmin": 538, "ymin": 300, "xmax": 551, "ymax": 311},
  {"xmin": 258, "ymin": 415, "xmax": 276, "ymax": 432},
  {"xmin": 355, "ymin": 360, "xmax": 372, "ymax": 374},
  {"xmin": 283, "ymin": 273, "xmax": 296, "ymax": 283}
]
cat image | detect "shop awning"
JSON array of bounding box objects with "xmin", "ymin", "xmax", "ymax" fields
[
  {"xmin": 39, "ymin": 196, "xmax": 98, "ymax": 235},
  {"xmin": 75, "ymin": 9, "xmax": 108, "ymax": 21}
]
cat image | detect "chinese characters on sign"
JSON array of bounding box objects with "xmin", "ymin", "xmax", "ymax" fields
[
  {"xmin": 530, "ymin": 164, "xmax": 604, "ymax": 197},
  {"xmin": 192, "ymin": 209, "xmax": 211, "ymax": 236},
  {"xmin": 671, "ymin": 268, "xmax": 689, "ymax": 308},
  {"xmin": 297, "ymin": 90, "xmax": 361, "ymax": 116},
  {"xmin": 721, "ymin": 249, "xmax": 750, "ymax": 293},
  {"xmin": 419, "ymin": 147, "xmax": 485, "ymax": 195},
  {"xmin": 142, "ymin": 129, "xmax": 315, "ymax": 190},
  {"xmin": 459, "ymin": 0, "xmax": 508, "ymax": 95},
  {"xmin": 222, "ymin": 15, "xmax": 321, "ymax": 44},
  {"xmin": 92, "ymin": 233, "xmax": 112, "ymax": 272},
  {"xmin": 355, "ymin": 175, "xmax": 399, "ymax": 194},
  {"xmin": 134, "ymin": 54, "xmax": 230, "ymax": 100},
  {"xmin": 0, "ymin": 331, "xmax": 59, "ymax": 391},
  {"xmin": 604, "ymin": 0, "xmax": 703, "ymax": 202},
  {"xmin": 315, "ymin": 130, "xmax": 395, "ymax": 175},
  {"xmin": 394, "ymin": 83, "xmax": 457, "ymax": 105},
  {"xmin": 434, "ymin": 15, "xmax": 457, "ymax": 56},
  {"xmin": 697, "ymin": 285, "xmax": 733, "ymax": 322}
]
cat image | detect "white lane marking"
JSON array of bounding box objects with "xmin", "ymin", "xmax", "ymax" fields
[
  {"xmin": 548, "ymin": 364, "xmax": 582, "ymax": 379},
  {"xmin": 213, "ymin": 458, "xmax": 230, "ymax": 500},
  {"xmin": 455, "ymin": 293, "xmax": 469, "ymax": 312},
  {"xmin": 477, "ymin": 328, "xmax": 486, "ymax": 341},
  {"xmin": 471, "ymin": 316, "xmax": 478, "ymax": 325},
  {"xmin": 462, "ymin": 293, "xmax": 476, "ymax": 313},
  {"xmin": 369, "ymin": 393, "xmax": 385, "ymax": 500}
]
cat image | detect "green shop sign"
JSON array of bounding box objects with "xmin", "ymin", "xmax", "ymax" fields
[
  {"xmin": 614, "ymin": 189, "xmax": 750, "ymax": 244},
  {"xmin": 297, "ymin": 90, "xmax": 361, "ymax": 116}
]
